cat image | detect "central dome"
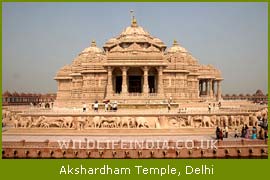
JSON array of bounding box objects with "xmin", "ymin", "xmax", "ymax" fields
[
  {"xmin": 120, "ymin": 18, "xmax": 150, "ymax": 37},
  {"xmin": 104, "ymin": 17, "xmax": 166, "ymax": 52}
]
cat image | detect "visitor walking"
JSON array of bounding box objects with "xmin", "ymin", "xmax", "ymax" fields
[
  {"xmin": 258, "ymin": 127, "xmax": 264, "ymax": 139},
  {"xmin": 105, "ymin": 102, "xmax": 109, "ymax": 112},
  {"xmin": 234, "ymin": 128, "xmax": 239, "ymax": 138},
  {"xmin": 216, "ymin": 126, "xmax": 220, "ymax": 140},
  {"xmin": 113, "ymin": 101, "xmax": 118, "ymax": 112},
  {"xmin": 219, "ymin": 128, "xmax": 223, "ymax": 140},
  {"xmin": 225, "ymin": 126, "xmax": 229, "ymax": 138},
  {"xmin": 82, "ymin": 103, "xmax": 87, "ymax": 112},
  {"xmin": 94, "ymin": 101, "xmax": 99, "ymax": 112},
  {"xmin": 245, "ymin": 125, "xmax": 250, "ymax": 139},
  {"xmin": 252, "ymin": 126, "xmax": 257, "ymax": 139},
  {"xmin": 208, "ymin": 103, "xmax": 211, "ymax": 113},
  {"xmin": 167, "ymin": 101, "xmax": 171, "ymax": 113},
  {"xmin": 241, "ymin": 126, "xmax": 246, "ymax": 138}
]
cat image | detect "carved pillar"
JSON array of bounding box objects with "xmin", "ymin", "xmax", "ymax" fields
[
  {"xmin": 202, "ymin": 80, "xmax": 206, "ymax": 95},
  {"xmin": 200, "ymin": 80, "xmax": 203, "ymax": 96},
  {"xmin": 217, "ymin": 80, "xmax": 222, "ymax": 101},
  {"xmin": 209, "ymin": 79, "xmax": 213, "ymax": 98},
  {"xmin": 205, "ymin": 80, "xmax": 209, "ymax": 96},
  {"xmin": 198, "ymin": 80, "xmax": 201, "ymax": 97},
  {"xmin": 106, "ymin": 66, "xmax": 113, "ymax": 97},
  {"xmin": 158, "ymin": 66, "xmax": 164, "ymax": 96},
  {"xmin": 212, "ymin": 80, "xmax": 215, "ymax": 97},
  {"xmin": 143, "ymin": 66, "xmax": 149, "ymax": 95},
  {"xmin": 121, "ymin": 67, "xmax": 128, "ymax": 95},
  {"xmin": 199, "ymin": 80, "xmax": 201, "ymax": 96}
]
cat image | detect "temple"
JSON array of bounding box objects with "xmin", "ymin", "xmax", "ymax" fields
[{"xmin": 54, "ymin": 16, "xmax": 223, "ymax": 107}]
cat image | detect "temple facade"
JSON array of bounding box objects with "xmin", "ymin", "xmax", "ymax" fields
[{"xmin": 55, "ymin": 17, "xmax": 223, "ymax": 107}]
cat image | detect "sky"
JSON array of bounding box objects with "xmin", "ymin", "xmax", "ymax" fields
[{"xmin": 2, "ymin": 2, "xmax": 268, "ymax": 94}]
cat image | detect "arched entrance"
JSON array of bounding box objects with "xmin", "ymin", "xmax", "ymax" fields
[
  {"xmin": 148, "ymin": 67, "xmax": 158, "ymax": 93},
  {"xmin": 127, "ymin": 67, "xmax": 143, "ymax": 93},
  {"xmin": 112, "ymin": 67, "xmax": 122, "ymax": 94}
]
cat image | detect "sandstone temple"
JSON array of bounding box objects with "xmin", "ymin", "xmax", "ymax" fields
[{"xmin": 55, "ymin": 17, "xmax": 223, "ymax": 107}]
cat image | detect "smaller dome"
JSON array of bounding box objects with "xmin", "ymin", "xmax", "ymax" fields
[
  {"xmin": 152, "ymin": 37, "xmax": 166, "ymax": 47},
  {"xmin": 255, "ymin": 89, "xmax": 264, "ymax": 95},
  {"xmin": 3, "ymin": 91, "xmax": 11, "ymax": 96},
  {"xmin": 81, "ymin": 40, "xmax": 103, "ymax": 54},
  {"xmin": 167, "ymin": 40, "xmax": 188, "ymax": 53},
  {"xmin": 56, "ymin": 64, "xmax": 71, "ymax": 77},
  {"xmin": 153, "ymin": 37, "xmax": 162, "ymax": 43},
  {"xmin": 107, "ymin": 38, "xmax": 117, "ymax": 44}
]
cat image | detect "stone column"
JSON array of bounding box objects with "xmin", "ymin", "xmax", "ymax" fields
[
  {"xmin": 121, "ymin": 67, "xmax": 128, "ymax": 95},
  {"xmin": 217, "ymin": 80, "xmax": 222, "ymax": 100},
  {"xmin": 212, "ymin": 80, "xmax": 216, "ymax": 97},
  {"xmin": 205, "ymin": 80, "xmax": 209, "ymax": 96},
  {"xmin": 198, "ymin": 80, "xmax": 202, "ymax": 97},
  {"xmin": 199, "ymin": 80, "xmax": 202, "ymax": 96},
  {"xmin": 202, "ymin": 80, "xmax": 206, "ymax": 95},
  {"xmin": 143, "ymin": 66, "xmax": 149, "ymax": 95},
  {"xmin": 158, "ymin": 66, "xmax": 164, "ymax": 96},
  {"xmin": 106, "ymin": 66, "xmax": 113, "ymax": 97},
  {"xmin": 209, "ymin": 79, "xmax": 213, "ymax": 98}
]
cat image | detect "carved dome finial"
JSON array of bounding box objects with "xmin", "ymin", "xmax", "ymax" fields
[
  {"xmin": 91, "ymin": 40, "xmax": 96, "ymax": 47},
  {"xmin": 130, "ymin": 10, "xmax": 138, "ymax": 27},
  {"xmin": 173, "ymin": 40, "xmax": 179, "ymax": 46}
]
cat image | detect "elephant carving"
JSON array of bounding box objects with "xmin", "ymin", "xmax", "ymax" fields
[
  {"xmin": 220, "ymin": 116, "xmax": 228, "ymax": 127},
  {"xmin": 202, "ymin": 116, "xmax": 213, "ymax": 127},
  {"xmin": 249, "ymin": 115, "xmax": 258, "ymax": 127},
  {"xmin": 135, "ymin": 117, "xmax": 149, "ymax": 128},
  {"xmin": 92, "ymin": 116, "xmax": 101, "ymax": 128}
]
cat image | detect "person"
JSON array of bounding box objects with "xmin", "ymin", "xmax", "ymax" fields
[
  {"xmin": 245, "ymin": 125, "xmax": 250, "ymax": 139},
  {"xmin": 234, "ymin": 128, "xmax": 239, "ymax": 138},
  {"xmin": 216, "ymin": 126, "xmax": 220, "ymax": 140},
  {"xmin": 82, "ymin": 103, "xmax": 87, "ymax": 112},
  {"xmin": 167, "ymin": 101, "xmax": 171, "ymax": 113},
  {"xmin": 218, "ymin": 101, "xmax": 221, "ymax": 109},
  {"xmin": 94, "ymin": 101, "xmax": 99, "ymax": 112},
  {"xmin": 258, "ymin": 127, "xmax": 264, "ymax": 140},
  {"xmin": 213, "ymin": 103, "xmax": 215, "ymax": 112},
  {"xmin": 225, "ymin": 126, "xmax": 229, "ymax": 138},
  {"xmin": 208, "ymin": 103, "xmax": 211, "ymax": 113},
  {"xmin": 108, "ymin": 101, "xmax": 113, "ymax": 111},
  {"xmin": 252, "ymin": 126, "xmax": 257, "ymax": 139},
  {"xmin": 241, "ymin": 125, "xmax": 246, "ymax": 138},
  {"xmin": 113, "ymin": 101, "xmax": 118, "ymax": 112},
  {"xmin": 104, "ymin": 101, "xmax": 109, "ymax": 112},
  {"xmin": 219, "ymin": 128, "xmax": 223, "ymax": 140},
  {"xmin": 264, "ymin": 128, "xmax": 268, "ymax": 140},
  {"xmin": 169, "ymin": 96, "xmax": 172, "ymax": 103}
]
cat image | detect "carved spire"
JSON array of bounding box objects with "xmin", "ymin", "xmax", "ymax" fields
[
  {"xmin": 173, "ymin": 39, "xmax": 179, "ymax": 46},
  {"xmin": 91, "ymin": 40, "xmax": 96, "ymax": 47},
  {"xmin": 130, "ymin": 10, "xmax": 138, "ymax": 27}
]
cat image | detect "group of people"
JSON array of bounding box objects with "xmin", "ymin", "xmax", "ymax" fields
[
  {"xmin": 215, "ymin": 126, "xmax": 229, "ymax": 140},
  {"xmin": 104, "ymin": 100, "xmax": 118, "ymax": 112},
  {"xmin": 239, "ymin": 124, "xmax": 267, "ymax": 140},
  {"xmin": 208, "ymin": 102, "xmax": 221, "ymax": 113},
  {"xmin": 82, "ymin": 100, "xmax": 118, "ymax": 112},
  {"xmin": 216, "ymin": 123, "xmax": 268, "ymax": 140}
]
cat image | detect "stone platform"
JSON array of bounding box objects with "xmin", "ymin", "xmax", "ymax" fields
[{"xmin": 2, "ymin": 127, "xmax": 216, "ymax": 136}]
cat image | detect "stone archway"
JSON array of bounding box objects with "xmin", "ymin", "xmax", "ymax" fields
[
  {"xmin": 127, "ymin": 67, "xmax": 143, "ymax": 93},
  {"xmin": 112, "ymin": 67, "xmax": 122, "ymax": 94},
  {"xmin": 148, "ymin": 67, "xmax": 158, "ymax": 93}
]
